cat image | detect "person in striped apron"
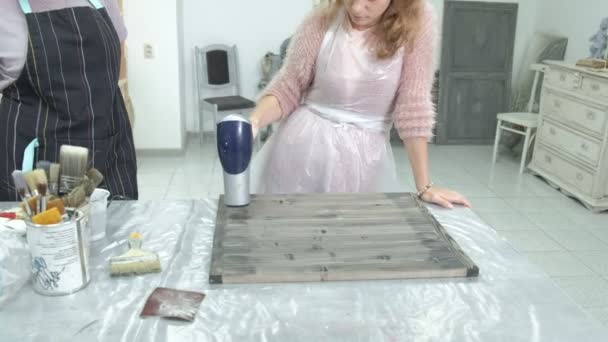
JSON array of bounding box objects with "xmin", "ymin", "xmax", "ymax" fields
[{"xmin": 0, "ymin": 0, "xmax": 138, "ymax": 201}]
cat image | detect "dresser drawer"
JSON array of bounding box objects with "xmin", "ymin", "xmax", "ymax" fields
[
  {"xmin": 541, "ymin": 88, "xmax": 608, "ymax": 138},
  {"xmin": 581, "ymin": 75, "xmax": 608, "ymax": 100},
  {"xmin": 538, "ymin": 120, "xmax": 602, "ymax": 167},
  {"xmin": 544, "ymin": 68, "xmax": 581, "ymax": 91},
  {"xmin": 533, "ymin": 146, "xmax": 594, "ymax": 196}
]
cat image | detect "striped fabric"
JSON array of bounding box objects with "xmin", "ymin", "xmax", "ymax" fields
[{"xmin": 0, "ymin": 1, "xmax": 138, "ymax": 201}]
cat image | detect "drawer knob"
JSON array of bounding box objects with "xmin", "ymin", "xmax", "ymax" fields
[
  {"xmin": 560, "ymin": 74, "xmax": 566, "ymax": 81},
  {"xmin": 581, "ymin": 143, "xmax": 589, "ymax": 151},
  {"xmin": 554, "ymin": 100, "xmax": 561, "ymax": 108},
  {"xmin": 576, "ymin": 173, "xmax": 584, "ymax": 181},
  {"xmin": 587, "ymin": 111, "xmax": 596, "ymax": 120},
  {"xmin": 545, "ymin": 155, "xmax": 552, "ymax": 164},
  {"xmin": 549, "ymin": 127, "xmax": 556, "ymax": 135},
  {"xmin": 592, "ymin": 84, "xmax": 600, "ymax": 91}
]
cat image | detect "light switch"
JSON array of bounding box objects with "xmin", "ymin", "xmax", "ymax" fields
[{"xmin": 144, "ymin": 43, "xmax": 154, "ymax": 59}]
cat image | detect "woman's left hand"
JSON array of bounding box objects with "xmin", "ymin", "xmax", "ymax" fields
[{"xmin": 419, "ymin": 187, "xmax": 471, "ymax": 209}]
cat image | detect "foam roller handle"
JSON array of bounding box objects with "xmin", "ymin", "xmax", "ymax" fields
[{"xmin": 217, "ymin": 114, "xmax": 253, "ymax": 207}]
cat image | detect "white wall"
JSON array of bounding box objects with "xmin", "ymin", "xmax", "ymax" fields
[
  {"xmin": 123, "ymin": 0, "xmax": 185, "ymax": 150},
  {"xmin": 181, "ymin": 0, "xmax": 313, "ymax": 132},
  {"xmin": 177, "ymin": 0, "xmax": 187, "ymax": 148},
  {"xmin": 175, "ymin": 0, "xmax": 544, "ymax": 134},
  {"xmin": 535, "ymin": 0, "xmax": 608, "ymax": 62}
]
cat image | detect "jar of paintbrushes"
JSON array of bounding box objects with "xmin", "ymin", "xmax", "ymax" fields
[
  {"xmin": 11, "ymin": 144, "xmax": 106, "ymax": 295},
  {"xmin": 24, "ymin": 208, "xmax": 89, "ymax": 296}
]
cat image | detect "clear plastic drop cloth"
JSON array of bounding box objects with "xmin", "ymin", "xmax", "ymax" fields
[
  {"xmin": 0, "ymin": 222, "xmax": 30, "ymax": 306},
  {"xmin": 0, "ymin": 199, "xmax": 607, "ymax": 341}
]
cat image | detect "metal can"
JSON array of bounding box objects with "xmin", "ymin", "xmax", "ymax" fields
[{"xmin": 25, "ymin": 209, "xmax": 90, "ymax": 296}]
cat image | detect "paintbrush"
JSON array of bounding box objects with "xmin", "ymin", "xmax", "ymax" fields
[
  {"xmin": 36, "ymin": 160, "xmax": 51, "ymax": 181},
  {"xmin": 110, "ymin": 232, "xmax": 162, "ymax": 276},
  {"xmin": 59, "ymin": 145, "xmax": 89, "ymax": 194},
  {"xmin": 23, "ymin": 169, "xmax": 47, "ymax": 200},
  {"xmin": 63, "ymin": 186, "xmax": 87, "ymax": 209},
  {"xmin": 23, "ymin": 170, "xmax": 39, "ymax": 196},
  {"xmin": 23, "ymin": 196, "xmax": 65, "ymax": 216},
  {"xmin": 37, "ymin": 183, "xmax": 48, "ymax": 213},
  {"xmin": 84, "ymin": 168, "xmax": 104, "ymax": 196},
  {"xmin": 12, "ymin": 170, "xmax": 32, "ymax": 217},
  {"xmin": 32, "ymin": 169, "xmax": 48, "ymax": 214},
  {"xmin": 49, "ymin": 163, "xmax": 60, "ymax": 195}
]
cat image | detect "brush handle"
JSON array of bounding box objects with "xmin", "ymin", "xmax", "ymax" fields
[
  {"xmin": 0, "ymin": 212, "xmax": 17, "ymax": 219},
  {"xmin": 21, "ymin": 198, "xmax": 32, "ymax": 217},
  {"xmin": 49, "ymin": 183, "xmax": 59, "ymax": 196},
  {"xmin": 41, "ymin": 195, "xmax": 47, "ymax": 212}
]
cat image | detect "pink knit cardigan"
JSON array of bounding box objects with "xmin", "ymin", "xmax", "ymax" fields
[{"xmin": 263, "ymin": 3, "xmax": 438, "ymax": 139}]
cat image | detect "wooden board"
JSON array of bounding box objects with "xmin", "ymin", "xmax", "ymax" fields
[{"xmin": 209, "ymin": 193, "xmax": 479, "ymax": 284}]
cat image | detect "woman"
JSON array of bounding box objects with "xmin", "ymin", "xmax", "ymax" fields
[
  {"xmin": 0, "ymin": 0, "xmax": 138, "ymax": 201},
  {"xmin": 251, "ymin": 0, "xmax": 469, "ymax": 209}
]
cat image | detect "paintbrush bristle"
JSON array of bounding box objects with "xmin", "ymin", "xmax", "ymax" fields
[
  {"xmin": 36, "ymin": 160, "xmax": 51, "ymax": 179},
  {"xmin": 64, "ymin": 186, "xmax": 87, "ymax": 208},
  {"xmin": 11, "ymin": 170, "xmax": 30, "ymax": 196},
  {"xmin": 32, "ymin": 169, "xmax": 48, "ymax": 186},
  {"xmin": 85, "ymin": 168, "xmax": 104, "ymax": 195},
  {"xmin": 37, "ymin": 183, "xmax": 48, "ymax": 196},
  {"xmin": 59, "ymin": 145, "xmax": 89, "ymax": 193},
  {"xmin": 87, "ymin": 168, "xmax": 104, "ymax": 185},
  {"xmin": 23, "ymin": 170, "xmax": 39, "ymax": 194}
]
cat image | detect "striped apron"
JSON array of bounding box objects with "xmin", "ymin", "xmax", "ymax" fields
[{"xmin": 0, "ymin": 0, "xmax": 138, "ymax": 201}]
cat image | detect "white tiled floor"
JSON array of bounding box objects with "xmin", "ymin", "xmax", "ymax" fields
[{"xmin": 136, "ymin": 138, "xmax": 608, "ymax": 326}]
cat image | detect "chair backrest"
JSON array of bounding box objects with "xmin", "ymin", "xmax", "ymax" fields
[
  {"xmin": 194, "ymin": 44, "xmax": 240, "ymax": 98},
  {"xmin": 526, "ymin": 63, "xmax": 549, "ymax": 113}
]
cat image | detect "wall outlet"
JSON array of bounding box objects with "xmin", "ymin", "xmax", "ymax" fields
[{"xmin": 144, "ymin": 43, "xmax": 155, "ymax": 59}]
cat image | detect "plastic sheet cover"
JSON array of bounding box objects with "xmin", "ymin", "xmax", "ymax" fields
[
  {"xmin": 0, "ymin": 222, "xmax": 29, "ymax": 306},
  {"xmin": 1, "ymin": 200, "xmax": 607, "ymax": 341}
]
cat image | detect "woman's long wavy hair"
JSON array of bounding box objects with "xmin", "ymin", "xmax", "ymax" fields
[{"xmin": 323, "ymin": 0, "xmax": 425, "ymax": 59}]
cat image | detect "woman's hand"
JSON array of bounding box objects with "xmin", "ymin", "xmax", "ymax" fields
[
  {"xmin": 249, "ymin": 95, "xmax": 283, "ymax": 141},
  {"xmin": 251, "ymin": 121, "xmax": 259, "ymax": 139},
  {"xmin": 419, "ymin": 186, "xmax": 471, "ymax": 209}
]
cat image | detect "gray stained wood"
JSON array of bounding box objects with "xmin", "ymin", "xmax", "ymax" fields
[
  {"xmin": 210, "ymin": 193, "xmax": 479, "ymax": 284},
  {"xmin": 437, "ymin": 1, "xmax": 518, "ymax": 145}
]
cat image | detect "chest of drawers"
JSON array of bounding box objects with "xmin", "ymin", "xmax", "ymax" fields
[{"xmin": 529, "ymin": 61, "xmax": 608, "ymax": 212}]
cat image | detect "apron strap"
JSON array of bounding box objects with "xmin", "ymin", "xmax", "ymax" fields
[
  {"xmin": 17, "ymin": 0, "xmax": 32, "ymax": 14},
  {"xmin": 318, "ymin": 9, "xmax": 345, "ymax": 72},
  {"xmin": 21, "ymin": 138, "xmax": 39, "ymax": 172},
  {"xmin": 88, "ymin": 0, "xmax": 104, "ymax": 9},
  {"xmin": 18, "ymin": 0, "xmax": 104, "ymax": 14}
]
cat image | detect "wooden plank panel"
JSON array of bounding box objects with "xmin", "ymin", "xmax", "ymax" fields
[{"xmin": 209, "ymin": 193, "xmax": 479, "ymax": 284}]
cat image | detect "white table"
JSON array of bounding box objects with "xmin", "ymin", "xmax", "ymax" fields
[{"xmin": 1, "ymin": 200, "xmax": 607, "ymax": 341}]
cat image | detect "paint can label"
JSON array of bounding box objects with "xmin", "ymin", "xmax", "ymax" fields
[{"xmin": 26, "ymin": 215, "xmax": 89, "ymax": 295}]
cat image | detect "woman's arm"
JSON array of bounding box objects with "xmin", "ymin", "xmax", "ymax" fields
[
  {"xmin": 405, "ymin": 138, "xmax": 470, "ymax": 208},
  {"xmin": 250, "ymin": 96, "xmax": 282, "ymax": 138},
  {"xmin": 392, "ymin": 4, "xmax": 470, "ymax": 208},
  {"xmin": 250, "ymin": 11, "xmax": 328, "ymax": 135}
]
